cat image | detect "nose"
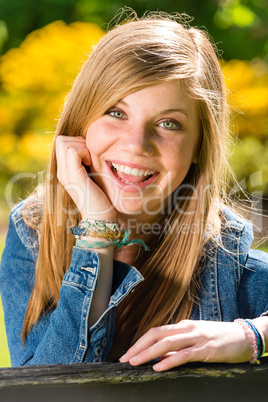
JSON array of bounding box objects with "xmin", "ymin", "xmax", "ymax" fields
[{"xmin": 119, "ymin": 124, "xmax": 155, "ymax": 156}]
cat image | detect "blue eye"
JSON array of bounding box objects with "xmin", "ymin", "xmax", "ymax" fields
[
  {"xmin": 108, "ymin": 110, "xmax": 124, "ymax": 119},
  {"xmin": 159, "ymin": 120, "xmax": 182, "ymax": 130}
]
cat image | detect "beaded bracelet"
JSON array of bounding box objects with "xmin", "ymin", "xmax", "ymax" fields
[
  {"xmin": 246, "ymin": 319, "xmax": 266, "ymax": 358},
  {"xmin": 234, "ymin": 319, "xmax": 260, "ymax": 364},
  {"xmin": 245, "ymin": 320, "xmax": 262, "ymax": 359},
  {"xmin": 74, "ymin": 226, "xmax": 150, "ymax": 251},
  {"xmin": 71, "ymin": 219, "xmax": 125, "ymax": 241}
]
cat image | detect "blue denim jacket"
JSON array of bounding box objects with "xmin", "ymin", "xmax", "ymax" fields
[{"xmin": 1, "ymin": 200, "xmax": 268, "ymax": 367}]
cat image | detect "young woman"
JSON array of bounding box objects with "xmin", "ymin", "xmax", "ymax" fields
[{"xmin": 1, "ymin": 12, "xmax": 268, "ymax": 370}]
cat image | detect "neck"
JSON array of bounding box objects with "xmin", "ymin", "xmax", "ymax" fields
[{"xmin": 117, "ymin": 211, "xmax": 166, "ymax": 245}]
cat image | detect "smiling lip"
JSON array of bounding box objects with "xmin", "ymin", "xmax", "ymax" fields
[
  {"xmin": 106, "ymin": 160, "xmax": 159, "ymax": 192},
  {"xmin": 108, "ymin": 160, "xmax": 157, "ymax": 170}
]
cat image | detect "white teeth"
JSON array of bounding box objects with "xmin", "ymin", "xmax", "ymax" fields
[
  {"xmin": 111, "ymin": 162, "xmax": 155, "ymax": 177},
  {"xmin": 132, "ymin": 168, "xmax": 139, "ymax": 176}
]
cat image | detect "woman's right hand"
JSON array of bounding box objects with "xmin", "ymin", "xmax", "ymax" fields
[{"xmin": 56, "ymin": 135, "xmax": 117, "ymax": 222}]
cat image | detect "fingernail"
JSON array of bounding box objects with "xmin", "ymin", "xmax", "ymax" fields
[
  {"xmin": 119, "ymin": 354, "xmax": 127, "ymax": 362},
  {"xmin": 129, "ymin": 356, "xmax": 138, "ymax": 364},
  {"xmin": 153, "ymin": 363, "xmax": 163, "ymax": 371}
]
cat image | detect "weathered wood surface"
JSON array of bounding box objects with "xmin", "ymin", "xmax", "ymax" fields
[{"xmin": 0, "ymin": 359, "xmax": 268, "ymax": 402}]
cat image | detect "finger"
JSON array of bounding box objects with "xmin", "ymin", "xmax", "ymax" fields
[
  {"xmin": 119, "ymin": 327, "xmax": 165, "ymax": 363},
  {"xmin": 120, "ymin": 323, "xmax": 191, "ymax": 363},
  {"xmin": 158, "ymin": 351, "xmax": 177, "ymax": 360},
  {"xmin": 57, "ymin": 145, "xmax": 91, "ymax": 186},
  {"xmin": 56, "ymin": 136, "xmax": 87, "ymax": 183},
  {"xmin": 56, "ymin": 137, "xmax": 88, "ymax": 157},
  {"xmin": 68, "ymin": 146, "xmax": 91, "ymax": 167},
  {"xmin": 128, "ymin": 332, "xmax": 196, "ymax": 367},
  {"xmin": 66, "ymin": 147, "xmax": 90, "ymax": 185},
  {"xmin": 62, "ymin": 148, "xmax": 91, "ymax": 213},
  {"xmin": 56, "ymin": 136, "xmax": 88, "ymax": 161},
  {"xmin": 56, "ymin": 135, "xmax": 86, "ymax": 144},
  {"xmin": 152, "ymin": 347, "xmax": 197, "ymax": 372}
]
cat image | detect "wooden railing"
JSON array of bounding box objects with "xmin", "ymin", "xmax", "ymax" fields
[{"xmin": 0, "ymin": 358, "xmax": 267, "ymax": 402}]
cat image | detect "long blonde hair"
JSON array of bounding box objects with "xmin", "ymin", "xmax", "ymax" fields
[{"xmin": 22, "ymin": 12, "xmax": 230, "ymax": 350}]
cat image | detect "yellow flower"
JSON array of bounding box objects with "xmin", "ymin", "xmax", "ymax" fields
[{"xmin": 0, "ymin": 21, "xmax": 104, "ymax": 92}]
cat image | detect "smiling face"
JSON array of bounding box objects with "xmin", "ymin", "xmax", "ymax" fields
[{"xmin": 86, "ymin": 80, "xmax": 200, "ymax": 224}]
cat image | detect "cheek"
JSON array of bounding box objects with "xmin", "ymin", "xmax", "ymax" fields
[
  {"xmin": 162, "ymin": 140, "xmax": 198, "ymax": 191},
  {"xmin": 85, "ymin": 124, "xmax": 114, "ymax": 157},
  {"xmin": 163, "ymin": 138, "xmax": 196, "ymax": 170}
]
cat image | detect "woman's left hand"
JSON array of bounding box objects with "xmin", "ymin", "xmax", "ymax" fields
[{"xmin": 119, "ymin": 320, "xmax": 253, "ymax": 371}]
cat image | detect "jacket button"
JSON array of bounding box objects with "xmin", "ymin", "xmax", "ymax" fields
[
  {"xmin": 95, "ymin": 346, "xmax": 102, "ymax": 357},
  {"xmin": 102, "ymin": 338, "xmax": 107, "ymax": 347}
]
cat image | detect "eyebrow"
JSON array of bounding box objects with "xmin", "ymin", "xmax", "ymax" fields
[
  {"xmin": 160, "ymin": 108, "xmax": 189, "ymax": 117},
  {"xmin": 117, "ymin": 100, "xmax": 189, "ymax": 117}
]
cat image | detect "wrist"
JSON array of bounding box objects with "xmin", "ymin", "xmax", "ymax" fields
[
  {"xmin": 71, "ymin": 219, "xmax": 150, "ymax": 252},
  {"xmin": 81, "ymin": 213, "xmax": 118, "ymax": 223}
]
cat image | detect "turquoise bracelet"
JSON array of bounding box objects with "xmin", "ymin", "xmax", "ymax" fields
[{"xmin": 76, "ymin": 239, "xmax": 114, "ymax": 249}]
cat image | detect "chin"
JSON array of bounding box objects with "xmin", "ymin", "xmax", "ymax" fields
[{"xmin": 113, "ymin": 201, "xmax": 144, "ymax": 217}]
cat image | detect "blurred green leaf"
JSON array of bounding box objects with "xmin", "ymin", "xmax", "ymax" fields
[{"xmin": 215, "ymin": 1, "xmax": 259, "ymax": 29}]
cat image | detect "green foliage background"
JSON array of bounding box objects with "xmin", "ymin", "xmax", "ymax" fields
[
  {"xmin": 1, "ymin": 0, "xmax": 268, "ymax": 60},
  {"xmin": 0, "ymin": 0, "xmax": 267, "ymax": 368}
]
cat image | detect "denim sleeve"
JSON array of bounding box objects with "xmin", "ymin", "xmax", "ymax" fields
[
  {"xmin": 0, "ymin": 214, "xmax": 141, "ymax": 367},
  {"xmin": 237, "ymin": 249, "xmax": 268, "ymax": 318}
]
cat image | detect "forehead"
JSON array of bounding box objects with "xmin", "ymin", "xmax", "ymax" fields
[{"xmin": 118, "ymin": 80, "xmax": 197, "ymax": 117}]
